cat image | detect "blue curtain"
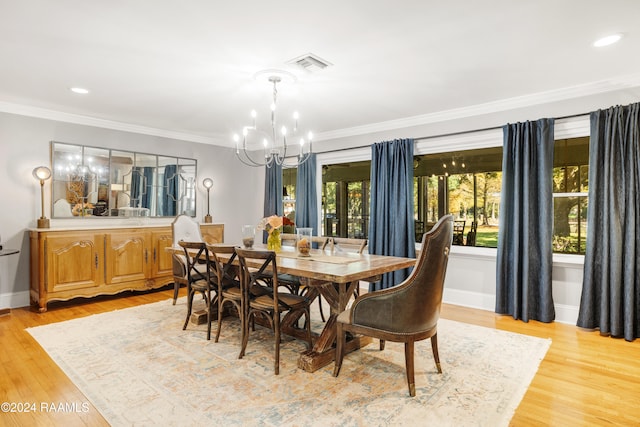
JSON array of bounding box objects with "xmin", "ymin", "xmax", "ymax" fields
[
  {"xmin": 130, "ymin": 166, "xmax": 142, "ymax": 208},
  {"xmin": 142, "ymin": 167, "xmax": 154, "ymax": 209},
  {"xmin": 263, "ymin": 161, "xmax": 283, "ymax": 242},
  {"xmin": 496, "ymin": 119, "xmax": 555, "ymax": 323},
  {"xmin": 368, "ymin": 138, "xmax": 416, "ymax": 291},
  {"xmin": 295, "ymin": 154, "xmax": 318, "ymax": 238},
  {"xmin": 578, "ymin": 103, "xmax": 640, "ymax": 341},
  {"xmin": 162, "ymin": 164, "xmax": 178, "ymax": 216}
]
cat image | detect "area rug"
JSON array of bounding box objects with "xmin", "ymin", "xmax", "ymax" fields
[{"xmin": 27, "ymin": 298, "xmax": 550, "ymax": 427}]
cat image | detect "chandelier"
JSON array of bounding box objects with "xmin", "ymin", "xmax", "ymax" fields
[{"xmin": 233, "ymin": 73, "xmax": 313, "ymax": 168}]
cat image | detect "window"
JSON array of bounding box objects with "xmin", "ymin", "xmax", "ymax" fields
[
  {"xmin": 552, "ymin": 137, "xmax": 589, "ymax": 254},
  {"xmin": 318, "ymin": 129, "xmax": 589, "ymax": 253},
  {"xmin": 414, "ymin": 147, "xmax": 503, "ymax": 246},
  {"xmin": 283, "ymin": 168, "xmax": 297, "ymax": 232},
  {"xmin": 321, "ymin": 161, "xmax": 370, "ymax": 238}
]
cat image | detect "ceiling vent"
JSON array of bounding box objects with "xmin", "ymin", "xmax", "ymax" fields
[{"xmin": 288, "ymin": 53, "xmax": 332, "ymax": 72}]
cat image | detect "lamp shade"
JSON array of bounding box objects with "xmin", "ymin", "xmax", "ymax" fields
[
  {"xmin": 202, "ymin": 178, "xmax": 213, "ymax": 189},
  {"xmin": 32, "ymin": 166, "xmax": 52, "ymax": 181}
]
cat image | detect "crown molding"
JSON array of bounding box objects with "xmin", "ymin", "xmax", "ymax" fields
[
  {"xmin": 0, "ymin": 101, "xmax": 225, "ymax": 146},
  {"xmin": 314, "ymin": 73, "xmax": 640, "ymax": 142},
  {"xmin": 2, "ymin": 73, "xmax": 639, "ymax": 147}
]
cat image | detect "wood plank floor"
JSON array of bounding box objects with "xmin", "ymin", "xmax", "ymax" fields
[{"xmin": 1, "ymin": 287, "xmax": 639, "ymax": 426}]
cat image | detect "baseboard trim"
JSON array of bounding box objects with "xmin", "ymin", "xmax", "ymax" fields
[
  {"xmin": 0, "ymin": 290, "xmax": 30, "ymax": 310},
  {"xmin": 443, "ymin": 288, "xmax": 579, "ymax": 325}
]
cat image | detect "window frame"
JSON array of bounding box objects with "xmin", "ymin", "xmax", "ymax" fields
[{"xmin": 314, "ymin": 115, "xmax": 590, "ymax": 262}]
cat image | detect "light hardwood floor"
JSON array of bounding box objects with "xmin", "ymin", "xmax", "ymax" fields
[{"xmin": 1, "ymin": 287, "xmax": 639, "ymax": 426}]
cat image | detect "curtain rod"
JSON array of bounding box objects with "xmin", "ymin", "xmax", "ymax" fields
[{"xmin": 315, "ymin": 111, "xmax": 589, "ymax": 155}]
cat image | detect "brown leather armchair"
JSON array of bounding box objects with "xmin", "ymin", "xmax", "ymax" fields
[{"xmin": 333, "ymin": 214, "xmax": 453, "ymax": 397}]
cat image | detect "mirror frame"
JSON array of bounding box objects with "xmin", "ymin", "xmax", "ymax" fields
[{"xmin": 50, "ymin": 141, "xmax": 197, "ymax": 218}]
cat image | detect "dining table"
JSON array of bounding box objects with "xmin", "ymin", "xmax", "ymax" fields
[{"xmin": 170, "ymin": 243, "xmax": 416, "ymax": 373}]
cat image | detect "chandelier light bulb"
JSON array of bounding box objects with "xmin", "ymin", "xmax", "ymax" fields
[
  {"xmin": 234, "ymin": 71, "xmax": 313, "ymax": 168},
  {"xmin": 308, "ymin": 131, "xmax": 313, "ymax": 141},
  {"xmin": 233, "ymin": 134, "xmax": 240, "ymax": 142}
]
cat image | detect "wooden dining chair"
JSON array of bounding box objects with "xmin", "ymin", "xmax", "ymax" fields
[
  {"xmin": 313, "ymin": 236, "xmax": 369, "ymax": 321},
  {"xmin": 171, "ymin": 214, "xmax": 205, "ymax": 304},
  {"xmin": 333, "ymin": 214, "xmax": 453, "ymax": 397},
  {"xmin": 206, "ymin": 244, "xmax": 242, "ymax": 344},
  {"xmin": 178, "ymin": 241, "xmax": 217, "ymax": 340},
  {"xmin": 235, "ymin": 248, "xmax": 313, "ymax": 374}
]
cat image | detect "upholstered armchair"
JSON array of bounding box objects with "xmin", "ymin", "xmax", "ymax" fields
[{"xmin": 333, "ymin": 214, "xmax": 453, "ymax": 397}]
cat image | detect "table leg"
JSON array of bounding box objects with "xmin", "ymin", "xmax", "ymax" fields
[{"xmin": 297, "ymin": 280, "xmax": 371, "ymax": 373}]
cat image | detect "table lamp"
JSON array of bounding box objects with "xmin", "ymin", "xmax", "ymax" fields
[
  {"xmin": 202, "ymin": 177, "xmax": 213, "ymax": 223},
  {"xmin": 32, "ymin": 166, "xmax": 52, "ymax": 228}
]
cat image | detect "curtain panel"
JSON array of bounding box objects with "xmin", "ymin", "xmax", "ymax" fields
[
  {"xmin": 295, "ymin": 154, "xmax": 319, "ymax": 239},
  {"xmin": 162, "ymin": 164, "xmax": 178, "ymax": 216},
  {"xmin": 368, "ymin": 138, "xmax": 416, "ymax": 291},
  {"xmin": 578, "ymin": 103, "xmax": 640, "ymax": 341},
  {"xmin": 496, "ymin": 119, "xmax": 555, "ymax": 323},
  {"xmin": 263, "ymin": 161, "xmax": 283, "ymax": 243}
]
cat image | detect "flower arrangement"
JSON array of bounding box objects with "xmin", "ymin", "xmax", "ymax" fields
[
  {"xmin": 72, "ymin": 202, "xmax": 95, "ymax": 216},
  {"xmin": 257, "ymin": 215, "xmax": 292, "ymax": 252}
]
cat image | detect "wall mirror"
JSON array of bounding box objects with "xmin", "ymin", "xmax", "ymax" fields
[{"xmin": 51, "ymin": 141, "xmax": 197, "ymax": 218}]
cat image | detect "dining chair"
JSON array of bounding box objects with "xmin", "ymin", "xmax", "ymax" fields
[
  {"xmin": 333, "ymin": 214, "xmax": 453, "ymax": 397},
  {"xmin": 206, "ymin": 244, "xmax": 242, "ymax": 344},
  {"xmin": 313, "ymin": 236, "xmax": 369, "ymax": 321},
  {"xmin": 178, "ymin": 240, "xmax": 217, "ymax": 340},
  {"xmin": 171, "ymin": 214, "xmax": 205, "ymax": 304},
  {"xmin": 235, "ymin": 248, "xmax": 313, "ymax": 374}
]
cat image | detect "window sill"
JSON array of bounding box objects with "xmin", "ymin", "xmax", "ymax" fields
[{"xmin": 414, "ymin": 243, "xmax": 585, "ymax": 267}]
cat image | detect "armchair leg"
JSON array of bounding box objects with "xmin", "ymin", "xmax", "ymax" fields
[
  {"xmin": 405, "ymin": 341, "xmax": 416, "ymax": 397},
  {"xmin": 333, "ymin": 322, "xmax": 345, "ymax": 377},
  {"xmin": 430, "ymin": 333, "xmax": 442, "ymax": 373},
  {"xmin": 379, "ymin": 339, "xmax": 385, "ymax": 351}
]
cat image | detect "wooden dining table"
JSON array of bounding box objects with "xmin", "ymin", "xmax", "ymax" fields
[{"xmin": 170, "ymin": 244, "xmax": 416, "ymax": 373}]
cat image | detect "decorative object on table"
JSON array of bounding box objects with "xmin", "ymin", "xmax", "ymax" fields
[
  {"xmin": 32, "ymin": 166, "xmax": 52, "ymax": 228},
  {"xmin": 232, "ymin": 69, "xmax": 314, "ymax": 168},
  {"xmin": 241, "ymin": 225, "xmax": 255, "ymax": 249},
  {"xmin": 296, "ymin": 227, "xmax": 312, "ymax": 257},
  {"xmin": 202, "ymin": 177, "xmax": 213, "ymax": 223},
  {"xmin": 258, "ymin": 215, "xmax": 283, "ymax": 252},
  {"xmin": 71, "ymin": 202, "xmax": 95, "ymax": 216}
]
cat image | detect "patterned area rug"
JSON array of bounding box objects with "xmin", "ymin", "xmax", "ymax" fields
[{"xmin": 28, "ymin": 298, "xmax": 550, "ymax": 426}]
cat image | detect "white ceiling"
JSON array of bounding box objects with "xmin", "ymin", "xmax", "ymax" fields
[{"xmin": 1, "ymin": 0, "xmax": 640, "ymax": 148}]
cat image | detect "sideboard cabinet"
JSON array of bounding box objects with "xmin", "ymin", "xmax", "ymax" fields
[{"xmin": 30, "ymin": 223, "xmax": 224, "ymax": 312}]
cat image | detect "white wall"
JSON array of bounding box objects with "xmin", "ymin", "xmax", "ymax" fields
[{"xmin": 0, "ymin": 112, "xmax": 264, "ymax": 309}]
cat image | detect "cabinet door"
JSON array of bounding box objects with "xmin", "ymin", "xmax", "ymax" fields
[
  {"xmin": 45, "ymin": 233, "xmax": 104, "ymax": 293},
  {"xmin": 201, "ymin": 224, "xmax": 224, "ymax": 244},
  {"xmin": 150, "ymin": 229, "xmax": 173, "ymax": 278},
  {"xmin": 105, "ymin": 230, "xmax": 149, "ymax": 285}
]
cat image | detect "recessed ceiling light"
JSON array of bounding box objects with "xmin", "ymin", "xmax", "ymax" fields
[
  {"xmin": 593, "ymin": 33, "xmax": 623, "ymax": 47},
  {"xmin": 70, "ymin": 87, "xmax": 89, "ymax": 94}
]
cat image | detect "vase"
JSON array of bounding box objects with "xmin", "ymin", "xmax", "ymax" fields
[{"xmin": 267, "ymin": 229, "xmax": 282, "ymax": 252}]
